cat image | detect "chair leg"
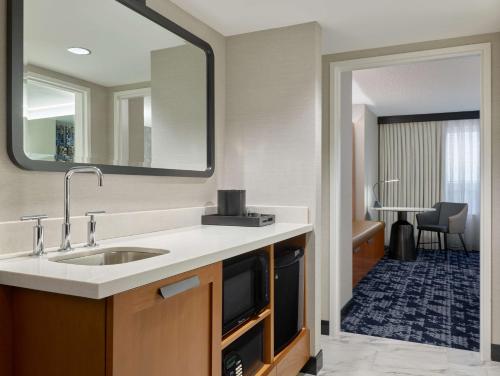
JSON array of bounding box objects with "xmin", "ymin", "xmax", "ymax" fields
[
  {"xmin": 438, "ymin": 232, "xmax": 442, "ymax": 252},
  {"xmin": 459, "ymin": 233, "xmax": 469, "ymax": 256},
  {"xmin": 416, "ymin": 230, "xmax": 422, "ymax": 250}
]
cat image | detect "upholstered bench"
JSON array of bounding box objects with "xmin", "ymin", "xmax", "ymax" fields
[{"xmin": 352, "ymin": 220, "xmax": 385, "ymax": 287}]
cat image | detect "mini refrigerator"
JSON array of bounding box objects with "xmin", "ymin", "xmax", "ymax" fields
[{"xmin": 274, "ymin": 248, "xmax": 305, "ymax": 354}]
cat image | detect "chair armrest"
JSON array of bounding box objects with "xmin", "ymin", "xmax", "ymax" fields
[
  {"xmin": 416, "ymin": 210, "xmax": 439, "ymax": 225},
  {"xmin": 448, "ymin": 206, "xmax": 468, "ymax": 234}
]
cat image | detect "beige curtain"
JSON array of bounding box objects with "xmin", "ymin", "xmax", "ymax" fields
[{"xmin": 378, "ymin": 121, "xmax": 442, "ymax": 245}]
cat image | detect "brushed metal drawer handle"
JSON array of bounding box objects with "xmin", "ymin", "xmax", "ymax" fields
[{"xmin": 159, "ymin": 276, "xmax": 200, "ymax": 299}]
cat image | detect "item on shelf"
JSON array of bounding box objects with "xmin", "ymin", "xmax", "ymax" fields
[
  {"xmin": 222, "ymin": 322, "xmax": 264, "ymax": 376},
  {"xmin": 202, "ymin": 190, "xmax": 275, "ymax": 227},
  {"xmin": 274, "ymin": 248, "xmax": 305, "ymax": 354},
  {"xmin": 218, "ymin": 190, "xmax": 247, "ymax": 216},
  {"xmin": 222, "ymin": 250, "xmax": 270, "ymax": 335}
]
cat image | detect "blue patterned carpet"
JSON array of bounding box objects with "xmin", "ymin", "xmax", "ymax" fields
[{"xmin": 341, "ymin": 250, "xmax": 480, "ymax": 351}]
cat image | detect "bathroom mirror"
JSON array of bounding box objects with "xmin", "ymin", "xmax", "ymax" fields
[{"xmin": 7, "ymin": 0, "xmax": 214, "ymax": 176}]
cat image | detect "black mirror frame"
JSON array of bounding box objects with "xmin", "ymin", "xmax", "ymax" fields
[{"xmin": 6, "ymin": 0, "xmax": 215, "ymax": 177}]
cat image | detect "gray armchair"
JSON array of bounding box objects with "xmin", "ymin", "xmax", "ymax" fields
[{"xmin": 416, "ymin": 202, "xmax": 469, "ymax": 253}]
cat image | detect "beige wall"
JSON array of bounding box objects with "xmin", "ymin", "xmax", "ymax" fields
[
  {"xmin": 0, "ymin": 0, "xmax": 225, "ymax": 222},
  {"xmin": 321, "ymin": 32, "xmax": 500, "ymax": 344},
  {"xmin": 352, "ymin": 104, "xmax": 365, "ymax": 221},
  {"xmin": 223, "ymin": 22, "xmax": 323, "ymax": 354},
  {"xmin": 151, "ymin": 44, "xmax": 206, "ymax": 170},
  {"xmin": 128, "ymin": 97, "xmax": 145, "ymax": 164},
  {"xmin": 353, "ymin": 104, "xmax": 379, "ymax": 221}
]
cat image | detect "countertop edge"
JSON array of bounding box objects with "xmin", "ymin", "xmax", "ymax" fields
[
  {"xmin": 95, "ymin": 224, "xmax": 312, "ymax": 299},
  {"xmin": 0, "ymin": 224, "xmax": 313, "ymax": 299}
]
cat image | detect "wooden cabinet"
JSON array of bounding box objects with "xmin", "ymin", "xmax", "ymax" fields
[
  {"xmin": 3, "ymin": 264, "xmax": 221, "ymax": 376},
  {"xmin": 352, "ymin": 221, "xmax": 385, "ymax": 287},
  {"xmin": 0, "ymin": 286, "xmax": 13, "ymax": 376},
  {"xmin": 223, "ymin": 235, "xmax": 310, "ymax": 376},
  {"xmin": 1, "ymin": 234, "xmax": 310, "ymax": 376},
  {"xmin": 9, "ymin": 288, "xmax": 107, "ymax": 376},
  {"xmin": 107, "ymin": 263, "xmax": 222, "ymax": 376},
  {"xmin": 275, "ymin": 329, "xmax": 310, "ymax": 376}
]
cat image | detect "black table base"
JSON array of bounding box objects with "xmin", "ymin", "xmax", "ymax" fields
[{"xmin": 389, "ymin": 211, "xmax": 416, "ymax": 261}]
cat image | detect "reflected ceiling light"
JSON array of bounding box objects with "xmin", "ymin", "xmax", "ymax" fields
[{"xmin": 67, "ymin": 47, "xmax": 91, "ymax": 55}]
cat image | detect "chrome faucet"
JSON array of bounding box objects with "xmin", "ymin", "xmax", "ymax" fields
[
  {"xmin": 60, "ymin": 166, "xmax": 104, "ymax": 252},
  {"xmin": 85, "ymin": 210, "xmax": 106, "ymax": 247},
  {"xmin": 21, "ymin": 214, "xmax": 48, "ymax": 256}
]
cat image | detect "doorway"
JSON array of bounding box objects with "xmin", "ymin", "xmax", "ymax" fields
[
  {"xmin": 329, "ymin": 44, "xmax": 492, "ymax": 360},
  {"xmin": 113, "ymin": 87, "xmax": 152, "ymax": 166}
]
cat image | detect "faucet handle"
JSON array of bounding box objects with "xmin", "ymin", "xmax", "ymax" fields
[
  {"xmin": 21, "ymin": 214, "xmax": 48, "ymax": 226},
  {"xmin": 85, "ymin": 211, "xmax": 106, "ymax": 247},
  {"xmin": 20, "ymin": 214, "xmax": 48, "ymax": 256},
  {"xmin": 85, "ymin": 210, "xmax": 106, "ymax": 220}
]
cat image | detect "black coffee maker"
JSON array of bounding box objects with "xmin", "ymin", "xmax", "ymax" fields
[
  {"xmin": 201, "ymin": 190, "xmax": 275, "ymax": 227},
  {"xmin": 217, "ymin": 190, "xmax": 247, "ymax": 216}
]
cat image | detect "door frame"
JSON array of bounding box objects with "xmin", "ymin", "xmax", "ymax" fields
[
  {"xmin": 329, "ymin": 43, "xmax": 492, "ymax": 360},
  {"xmin": 112, "ymin": 87, "xmax": 151, "ymax": 164},
  {"xmin": 24, "ymin": 71, "xmax": 92, "ymax": 162}
]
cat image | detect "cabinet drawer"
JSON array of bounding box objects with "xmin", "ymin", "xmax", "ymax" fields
[
  {"xmin": 115, "ymin": 266, "xmax": 218, "ymax": 313},
  {"xmin": 107, "ymin": 263, "xmax": 222, "ymax": 376},
  {"xmin": 353, "ymin": 228, "xmax": 385, "ymax": 287}
]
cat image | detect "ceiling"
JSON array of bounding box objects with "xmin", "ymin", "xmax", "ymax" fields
[
  {"xmin": 26, "ymin": 82, "xmax": 74, "ymax": 109},
  {"xmin": 25, "ymin": 0, "xmax": 186, "ymax": 87},
  {"xmin": 169, "ymin": 0, "xmax": 500, "ymax": 54},
  {"xmin": 352, "ymin": 55, "xmax": 481, "ymax": 117}
]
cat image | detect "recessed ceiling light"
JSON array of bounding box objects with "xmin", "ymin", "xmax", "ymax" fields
[{"xmin": 67, "ymin": 47, "xmax": 91, "ymax": 56}]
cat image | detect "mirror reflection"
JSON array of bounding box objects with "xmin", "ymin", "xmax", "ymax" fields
[{"xmin": 23, "ymin": 0, "xmax": 208, "ymax": 171}]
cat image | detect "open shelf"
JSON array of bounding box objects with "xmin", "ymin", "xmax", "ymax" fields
[
  {"xmin": 274, "ymin": 328, "xmax": 309, "ymax": 363},
  {"xmin": 221, "ymin": 308, "xmax": 271, "ymax": 350},
  {"xmin": 254, "ymin": 363, "xmax": 274, "ymax": 376},
  {"xmin": 221, "ymin": 235, "xmax": 309, "ymax": 376}
]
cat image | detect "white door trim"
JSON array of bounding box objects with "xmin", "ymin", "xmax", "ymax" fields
[
  {"xmin": 112, "ymin": 87, "xmax": 151, "ymax": 164},
  {"xmin": 24, "ymin": 71, "xmax": 92, "ymax": 162},
  {"xmin": 329, "ymin": 43, "xmax": 492, "ymax": 360}
]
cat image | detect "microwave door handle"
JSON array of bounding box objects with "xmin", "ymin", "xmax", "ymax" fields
[{"xmin": 257, "ymin": 255, "xmax": 270, "ymax": 306}]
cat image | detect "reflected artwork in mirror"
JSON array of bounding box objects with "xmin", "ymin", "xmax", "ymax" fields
[{"xmin": 8, "ymin": 0, "xmax": 214, "ymax": 176}]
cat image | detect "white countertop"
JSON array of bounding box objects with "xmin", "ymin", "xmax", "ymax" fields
[{"xmin": 0, "ymin": 223, "xmax": 312, "ymax": 299}]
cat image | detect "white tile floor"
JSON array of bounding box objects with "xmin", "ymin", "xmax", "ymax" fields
[{"xmin": 314, "ymin": 333, "xmax": 500, "ymax": 376}]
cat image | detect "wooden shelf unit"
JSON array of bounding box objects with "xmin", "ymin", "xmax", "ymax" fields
[
  {"xmin": 0, "ymin": 233, "xmax": 310, "ymax": 376},
  {"xmin": 254, "ymin": 363, "xmax": 276, "ymax": 376},
  {"xmin": 221, "ymin": 308, "xmax": 271, "ymax": 350},
  {"xmin": 273, "ymin": 235, "xmax": 309, "ymax": 376},
  {"xmin": 273, "ymin": 329, "xmax": 310, "ymax": 368},
  {"xmin": 221, "ymin": 234, "xmax": 310, "ymax": 376}
]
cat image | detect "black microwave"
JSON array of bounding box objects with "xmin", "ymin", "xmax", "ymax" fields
[{"xmin": 223, "ymin": 250, "xmax": 270, "ymax": 335}]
